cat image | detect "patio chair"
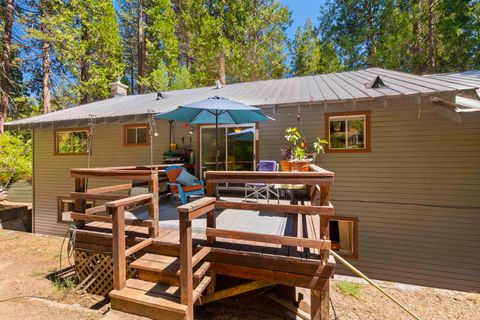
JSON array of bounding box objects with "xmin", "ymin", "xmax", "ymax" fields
[
  {"xmin": 165, "ymin": 165, "xmax": 205, "ymax": 204},
  {"xmin": 244, "ymin": 160, "xmax": 280, "ymax": 203}
]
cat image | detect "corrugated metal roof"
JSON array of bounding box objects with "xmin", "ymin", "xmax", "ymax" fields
[
  {"xmin": 6, "ymin": 67, "xmax": 477, "ymax": 129},
  {"xmin": 425, "ymin": 70, "xmax": 480, "ymax": 90}
]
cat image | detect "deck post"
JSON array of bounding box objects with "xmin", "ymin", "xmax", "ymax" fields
[
  {"xmin": 74, "ymin": 177, "xmax": 86, "ymax": 228},
  {"xmin": 179, "ymin": 211, "xmax": 193, "ymax": 320},
  {"xmin": 310, "ymin": 278, "xmax": 330, "ymax": 320},
  {"xmin": 206, "ymin": 180, "xmax": 215, "ymax": 197},
  {"xmin": 319, "ymin": 185, "xmax": 330, "ymax": 265},
  {"xmin": 148, "ymin": 170, "xmax": 159, "ymax": 237},
  {"xmin": 206, "ymin": 209, "xmax": 216, "ymax": 246},
  {"xmin": 111, "ymin": 206, "xmax": 126, "ymax": 290}
]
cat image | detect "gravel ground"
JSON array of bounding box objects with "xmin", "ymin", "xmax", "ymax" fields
[{"xmin": 0, "ymin": 229, "xmax": 478, "ymax": 320}]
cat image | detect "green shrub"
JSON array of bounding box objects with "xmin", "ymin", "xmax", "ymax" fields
[
  {"xmin": 337, "ymin": 280, "xmax": 361, "ymax": 298},
  {"xmin": 0, "ymin": 132, "xmax": 31, "ymax": 187}
]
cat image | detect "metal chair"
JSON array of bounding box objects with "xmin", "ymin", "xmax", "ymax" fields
[
  {"xmin": 165, "ymin": 165, "xmax": 205, "ymax": 204},
  {"xmin": 244, "ymin": 160, "xmax": 280, "ymax": 203}
]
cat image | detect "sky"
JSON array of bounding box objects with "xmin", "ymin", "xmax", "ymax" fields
[{"xmin": 281, "ymin": 0, "xmax": 327, "ymax": 39}]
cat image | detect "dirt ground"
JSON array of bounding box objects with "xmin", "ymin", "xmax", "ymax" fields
[{"xmin": 0, "ymin": 229, "xmax": 478, "ymax": 320}]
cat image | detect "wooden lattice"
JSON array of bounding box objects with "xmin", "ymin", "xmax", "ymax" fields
[{"xmin": 74, "ymin": 250, "xmax": 136, "ymax": 296}]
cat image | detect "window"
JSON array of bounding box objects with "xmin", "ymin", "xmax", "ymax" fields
[
  {"xmin": 328, "ymin": 216, "xmax": 358, "ymax": 258},
  {"xmin": 325, "ymin": 111, "xmax": 370, "ymax": 152},
  {"xmin": 57, "ymin": 197, "xmax": 94, "ymax": 223},
  {"xmin": 124, "ymin": 124, "xmax": 149, "ymax": 146},
  {"xmin": 55, "ymin": 129, "xmax": 89, "ymax": 154}
]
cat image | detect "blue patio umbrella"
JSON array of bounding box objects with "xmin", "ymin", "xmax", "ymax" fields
[
  {"xmin": 227, "ymin": 127, "xmax": 255, "ymax": 141},
  {"xmin": 156, "ymin": 96, "xmax": 273, "ymax": 170}
]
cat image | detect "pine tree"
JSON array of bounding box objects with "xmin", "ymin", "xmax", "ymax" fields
[
  {"xmin": 0, "ymin": 0, "xmax": 15, "ymax": 133},
  {"xmin": 290, "ymin": 18, "xmax": 342, "ymax": 75}
]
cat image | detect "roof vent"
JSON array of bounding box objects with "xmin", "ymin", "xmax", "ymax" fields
[
  {"xmin": 215, "ymin": 80, "xmax": 222, "ymax": 89},
  {"xmin": 156, "ymin": 92, "xmax": 165, "ymax": 100},
  {"xmin": 367, "ymin": 76, "xmax": 386, "ymax": 89}
]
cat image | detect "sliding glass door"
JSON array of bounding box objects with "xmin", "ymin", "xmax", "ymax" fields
[{"xmin": 200, "ymin": 124, "xmax": 256, "ymax": 177}]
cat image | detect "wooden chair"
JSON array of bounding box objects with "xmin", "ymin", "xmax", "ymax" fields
[{"xmin": 165, "ymin": 165, "xmax": 205, "ymax": 204}]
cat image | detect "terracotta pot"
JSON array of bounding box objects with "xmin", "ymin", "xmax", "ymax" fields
[
  {"xmin": 291, "ymin": 160, "xmax": 310, "ymax": 172},
  {"xmin": 280, "ymin": 160, "xmax": 293, "ymax": 172}
]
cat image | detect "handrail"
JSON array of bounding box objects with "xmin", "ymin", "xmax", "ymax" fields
[
  {"xmin": 106, "ymin": 193, "xmax": 153, "ymax": 208},
  {"xmin": 70, "ymin": 168, "xmax": 160, "ymax": 292}
]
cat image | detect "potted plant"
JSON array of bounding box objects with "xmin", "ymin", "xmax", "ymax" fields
[
  {"xmin": 283, "ymin": 127, "xmax": 328, "ymax": 172},
  {"xmin": 280, "ymin": 148, "xmax": 293, "ymax": 171}
]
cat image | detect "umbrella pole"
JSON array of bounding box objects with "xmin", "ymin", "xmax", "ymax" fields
[{"xmin": 215, "ymin": 115, "xmax": 219, "ymax": 171}]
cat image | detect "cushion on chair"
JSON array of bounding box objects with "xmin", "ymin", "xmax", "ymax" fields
[
  {"xmin": 257, "ymin": 160, "xmax": 277, "ymax": 172},
  {"xmin": 176, "ymin": 170, "xmax": 200, "ymax": 186},
  {"xmin": 182, "ymin": 184, "xmax": 204, "ymax": 192},
  {"xmin": 166, "ymin": 167, "xmax": 183, "ymax": 182}
]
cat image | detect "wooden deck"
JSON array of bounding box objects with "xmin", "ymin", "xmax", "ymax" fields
[{"xmin": 69, "ymin": 164, "xmax": 336, "ymax": 320}]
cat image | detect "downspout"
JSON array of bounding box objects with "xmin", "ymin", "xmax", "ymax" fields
[{"xmin": 31, "ymin": 129, "xmax": 35, "ymax": 233}]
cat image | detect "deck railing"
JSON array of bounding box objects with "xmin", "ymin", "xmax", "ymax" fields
[
  {"xmin": 175, "ymin": 165, "xmax": 335, "ymax": 315},
  {"xmin": 69, "ymin": 165, "xmax": 175, "ymax": 290},
  {"xmin": 204, "ymin": 164, "xmax": 334, "ymax": 263}
]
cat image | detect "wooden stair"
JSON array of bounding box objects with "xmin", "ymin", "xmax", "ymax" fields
[
  {"xmin": 131, "ymin": 253, "xmax": 211, "ymax": 287},
  {"xmin": 110, "ymin": 253, "xmax": 211, "ymax": 320}
]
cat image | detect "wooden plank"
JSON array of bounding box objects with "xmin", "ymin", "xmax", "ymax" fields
[
  {"xmin": 206, "ymin": 228, "xmax": 331, "ymax": 250},
  {"xmin": 208, "ymin": 249, "xmax": 335, "ymax": 278},
  {"xmin": 71, "ymin": 212, "xmax": 155, "ymax": 228},
  {"xmin": 215, "ymin": 201, "xmax": 334, "ymax": 216},
  {"xmin": 74, "ymin": 177, "xmax": 86, "ymax": 229},
  {"xmin": 179, "ymin": 212, "xmax": 193, "ymax": 320},
  {"xmin": 85, "ymin": 205, "xmax": 106, "ymax": 215},
  {"xmin": 177, "ymin": 197, "xmax": 216, "ymax": 213},
  {"xmin": 106, "ymin": 193, "xmax": 153, "ymax": 208},
  {"xmin": 211, "ymin": 263, "xmax": 327, "ymax": 289},
  {"xmin": 148, "ymin": 171, "xmax": 159, "ymax": 237},
  {"xmin": 125, "ymin": 239, "xmax": 154, "ymax": 257},
  {"xmin": 192, "ymin": 247, "xmax": 211, "ymax": 268},
  {"xmin": 111, "ymin": 206, "xmax": 126, "ymax": 290},
  {"xmin": 206, "ymin": 210, "xmax": 216, "ymax": 246},
  {"xmin": 71, "ymin": 192, "xmax": 125, "ymax": 201},
  {"xmin": 87, "ymin": 183, "xmax": 132, "ymax": 194},
  {"xmin": 311, "ymin": 279, "xmax": 330, "ymax": 320},
  {"xmin": 205, "ymin": 171, "xmax": 334, "ymax": 186},
  {"xmin": 197, "ymin": 280, "xmax": 273, "ymax": 305}
]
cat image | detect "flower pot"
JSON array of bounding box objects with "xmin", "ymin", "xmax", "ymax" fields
[
  {"xmin": 280, "ymin": 160, "xmax": 293, "ymax": 172},
  {"xmin": 291, "ymin": 160, "xmax": 310, "ymax": 172}
]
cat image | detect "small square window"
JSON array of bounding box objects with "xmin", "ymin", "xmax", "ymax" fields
[
  {"xmin": 55, "ymin": 129, "xmax": 89, "ymax": 154},
  {"xmin": 325, "ymin": 111, "xmax": 370, "ymax": 152},
  {"xmin": 328, "ymin": 216, "xmax": 358, "ymax": 258},
  {"xmin": 124, "ymin": 124, "xmax": 150, "ymax": 146}
]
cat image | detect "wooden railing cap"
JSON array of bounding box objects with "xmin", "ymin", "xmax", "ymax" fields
[
  {"xmin": 105, "ymin": 193, "xmax": 153, "ymax": 208},
  {"xmin": 177, "ymin": 197, "xmax": 216, "ymax": 213}
]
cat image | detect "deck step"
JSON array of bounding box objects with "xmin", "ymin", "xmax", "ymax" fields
[
  {"xmin": 110, "ymin": 277, "xmax": 211, "ymax": 320},
  {"xmin": 131, "ymin": 253, "xmax": 210, "ymax": 287}
]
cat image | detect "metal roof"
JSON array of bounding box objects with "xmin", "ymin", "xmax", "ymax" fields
[
  {"xmin": 425, "ymin": 70, "xmax": 480, "ymax": 90},
  {"xmin": 6, "ymin": 67, "xmax": 477, "ymax": 129}
]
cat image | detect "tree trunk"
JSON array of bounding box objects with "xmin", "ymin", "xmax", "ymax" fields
[
  {"xmin": 427, "ymin": 0, "xmax": 436, "ymax": 71},
  {"xmin": 366, "ymin": 2, "xmax": 377, "ymax": 67},
  {"xmin": 80, "ymin": 26, "xmax": 90, "ymax": 104},
  {"xmin": 40, "ymin": 0, "xmax": 52, "ymax": 114},
  {"xmin": 137, "ymin": 0, "xmax": 146, "ymax": 94},
  {"xmin": 219, "ymin": 49, "xmax": 226, "ymax": 85},
  {"xmin": 0, "ymin": 0, "xmax": 14, "ymax": 134}
]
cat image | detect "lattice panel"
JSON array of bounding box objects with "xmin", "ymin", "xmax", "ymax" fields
[{"xmin": 74, "ymin": 250, "xmax": 136, "ymax": 296}]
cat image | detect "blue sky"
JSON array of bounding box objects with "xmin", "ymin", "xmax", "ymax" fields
[{"xmin": 281, "ymin": 0, "xmax": 327, "ymax": 39}]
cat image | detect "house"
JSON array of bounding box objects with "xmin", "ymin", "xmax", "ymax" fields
[{"xmin": 5, "ymin": 68, "xmax": 480, "ymax": 292}]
